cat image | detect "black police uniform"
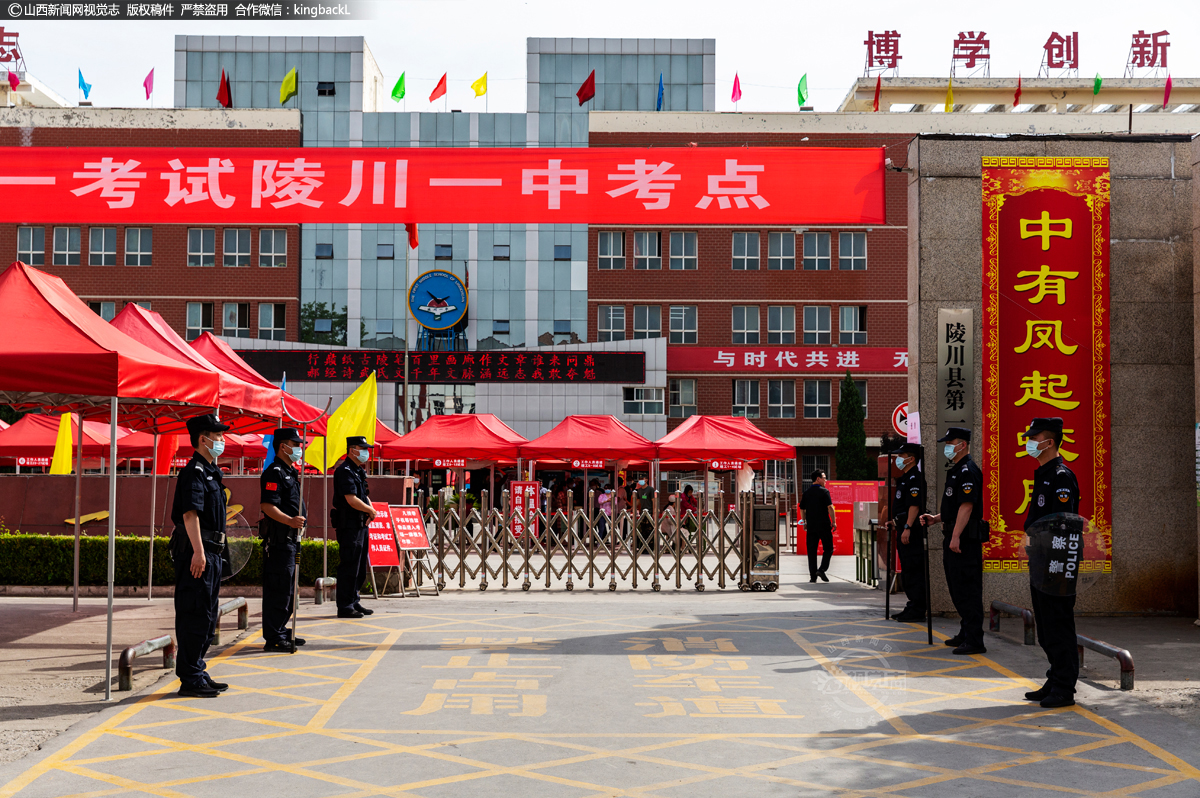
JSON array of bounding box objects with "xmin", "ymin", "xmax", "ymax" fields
[
  {"xmin": 260, "ymin": 446, "xmax": 305, "ymax": 646},
  {"xmin": 799, "ymin": 482, "xmax": 834, "ymax": 579},
  {"xmin": 333, "ymin": 445, "xmax": 372, "ymax": 611},
  {"xmin": 892, "ymin": 461, "xmax": 927, "ymax": 617},
  {"xmin": 940, "ymin": 451, "xmax": 985, "ymax": 649},
  {"xmin": 170, "ymin": 416, "xmax": 228, "ymax": 693},
  {"xmin": 1025, "ymin": 449, "xmax": 1081, "ymax": 696}
]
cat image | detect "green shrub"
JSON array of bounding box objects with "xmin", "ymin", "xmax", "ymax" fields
[{"xmin": 0, "ymin": 533, "xmax": 341, "ymax": 587}]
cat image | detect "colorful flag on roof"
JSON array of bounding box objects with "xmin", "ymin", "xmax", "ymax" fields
[
  {"xmin": 944, "ymin": 76, "xmax": 953, "ymax": 112},
  {"xmin": 279, "ymin": 67, "xmax": 297, "ymax": 105},
  {"xmin": 1014, "ymin": 74, "xmax": 1022, "ymax": 107},
  {"xmin": 391, "ymin": 72, "xmax": 405, "ymax": 101},
  {"xmin": 1164, "ymin": 74, "xmax": 1172, "ymax": 108},
  {"xmin": 6, "ymin": 69, "xmax": 17, "ymax": 92},
  {"xmin": 731, "ymin": 73, "xmax": 742, "ymax": 103},
  {"xmin": 797, "ymin": 73, "xmax": 809, "ymax": 107},
  {"xmin": 577, "ymin": 69, "xmax": 596, "ymax": 105},
  {"xmin": 471, "ymin": 72, "xmax": 487, "ymax": 97},
  {"xmin": 77, "ymin": 69, "xmax": 91, "ymax": 100},
  {"xmin": 872, "ymin": 74, "xmax": 881, "ymax": 111},
  {"xmin": 429, "ymin": 73, "xmax": 447, "ymax": 102},
  {"xmin": 143, "ymin": 68, "xmax": 154, "ymax": 100},
  {"xmin": 1093, "ymin": 73, "xmax": 1102, "ymax": 95},
  {"xmin": 216, "ymin": 69, "xmax": 231, "ymax": 108},
  {"xmin": 655, "ymin": 73, "xmax": 663, "ymax": 111}
]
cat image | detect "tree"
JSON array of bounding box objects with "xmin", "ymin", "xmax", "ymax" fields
[
  {"xmin": 835, "ymin": 371, "xmax": 873, "ymax": 480},
  {"xmin": 0, "ymin": 405, "xmax": 21, "ymax": 425},
  {"xmin": 299, "ymin": 301, "xmax": 363, "ymax": 347}
]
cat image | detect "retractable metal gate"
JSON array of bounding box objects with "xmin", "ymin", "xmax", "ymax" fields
[{"xmin": 418, "ymin": 490, "xmax": 784, "ymax": 592}]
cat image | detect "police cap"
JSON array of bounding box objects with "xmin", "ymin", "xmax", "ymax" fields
[
  {"xmin": 186, "ymin": 413, "xmax": 230, "ymax": 437},
  {"xmin": 898, "ymin": 442, "xmax": 924, "ymax": 457},
  {"xmin": 346, "ymin": 435, "xmax": 374, "ymax": 449},
  {"xmin": 936, "ymin": 427, "xmax": 971, "ymax": 443},
  {"xmin": 272, "ymin": 427, "xmax": 303, "ymax": 445},
  {"xmin": 1024, "ymin": 417, "xmax": 1063, "ymax": 438}
]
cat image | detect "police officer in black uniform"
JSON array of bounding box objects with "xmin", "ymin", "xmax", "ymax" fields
[
  {"xmin": 333, "ymin": 436, "xmax": 378, "ymax": 618},
  {"xmin": 170, "ymin": 414, "xmax": 230, "ymax": 698},
  {"xmin": 259, "ymin": 428, "xmax": 308, "ymax": 652},
  {"xmin": 1021, "ymin": 417, "xmax": 1081, "ymax": 708},
  {"xmin": 888, "ymin": 443, "xmax": 927, "ymax": 621},
  {"xmin": 920, "ymin": 427, "xmax": 986, "ymax": 655}
]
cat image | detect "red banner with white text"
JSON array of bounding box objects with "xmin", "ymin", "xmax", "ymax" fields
[
  {"xmin": 0, "ymin": 146, "xmax": 885, "ymax": 225},
  {"xmin": 981, "ymin": 156, "xmax": 1111, "ymax": 573}
]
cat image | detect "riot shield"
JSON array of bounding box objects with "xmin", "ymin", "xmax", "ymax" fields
[
  {"xmin": 222, "ymin": 511, "xmax": 257, "ymax": 581},
  {"xmin": 1024, "ymin": 512, "xmax": 1109, "ymax": 597}
]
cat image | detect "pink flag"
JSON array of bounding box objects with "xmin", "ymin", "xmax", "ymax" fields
[
  {"xmin": 1163, "ymin": 74, "xmax": 1172, "ymax": 109},
  {"xmin": 143, "ymin": 68, "xmax": 154, "ymax": 100},
  {"xmin": 731, "ymin": 73, "xmax": 742, "ymax": 103},
  {"xmin": 6, "ymin": 69, "xmax": 17, "ymax": 92}
]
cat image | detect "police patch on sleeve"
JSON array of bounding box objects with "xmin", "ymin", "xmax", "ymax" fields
[
  {"xmin": 945, "ymin": 486, "xmax": 953, "ymax": 497},
  {"xmin": 910, "ymin": 488, "xmax": 920, "ymax": 497},
  {"xmin": 961, "ymin": 483, "xmax": 973, "ymax": 494},
  {"xmin": 1037, "ymin": 494, "xmax": 1045, "ymax": 507},
  {"xmin": 265, "ymin": 482, "xmax": 277, "ymax": 491},
  {"xmin": 1056, "ymin": 487, "xmax": 1072, "ymax": 503}
]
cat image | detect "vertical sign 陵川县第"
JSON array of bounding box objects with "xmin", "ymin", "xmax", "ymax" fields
[
  {"xmin": 937, "ymin": 309, "xmax": 974, "ymax": 444},
  {"xmin": 981, "ymin": 156, "xmax": 1111, "ymax": 574}
]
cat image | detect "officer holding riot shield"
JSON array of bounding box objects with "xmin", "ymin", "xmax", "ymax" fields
[
  {"xmin": 170, "ymin": 414, "xmax": 230, "ymax": 698},
  {"xmin": 259, "ymin": 428, "xmax": 308, "ymax": 653},
  {"xmin": 1021, "ymin": 417, "xmax": 1081, "ymax": 708},
  {"xmin": 889, "ymin": 443, "xmax": 927, "ymax": 621}
]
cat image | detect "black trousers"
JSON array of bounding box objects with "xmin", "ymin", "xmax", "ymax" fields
[
  {"xmin": 173, "ymin": 539, "xmax": 221, "ymax": 688},
  {"xmin": 897, "ymin": 533, "xmax": 927, "ymax": 613},
  {"xmin": 1030, "ymin": 587, "xmax": 1079, "ymax": 694},
  {"xmin": 942, "ymin": 537, "xmax": 984, "ymax": 646},
  {"xmin": 262, "ymin": 536, "xmax": 298, "ymax": 643},
  {"xmin": 336, "ymin": 525, "xmax": 369, "ymax": 610},
  {"xmin": 806, "ymin": 527, "xmax": 833, "ymax": 577}
]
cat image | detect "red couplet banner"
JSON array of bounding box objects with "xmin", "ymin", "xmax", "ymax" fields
[
  {"xmin": 366, "ymin": 501, "xmax": 401, "ymax": 568},
  {"xmin": 981, "ymin": 156, "xmax": 1111, "ymax": 573},
  {"xmin": 509, "ymin": 481, "xmax": 541, "ymax": 539},
  {"xmin": 0, "ymin": 146, "xmax": 885, "ymax": 225},
  {"xmin": 668, "ymin": 346, "xmax": 908, "ymax": 373}
]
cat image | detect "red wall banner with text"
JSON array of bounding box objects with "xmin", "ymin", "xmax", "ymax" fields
[
  {"xmin": 981, "ymin": 156, "xmax": 1111, "ymax": 573},
  {"xmin": 0, "ymin": 146, "xmax": 885, "ymax": 225}
]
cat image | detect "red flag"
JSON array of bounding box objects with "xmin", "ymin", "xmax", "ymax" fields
[
  {"xmin": 154, "ymin": 434, "xmax": 179, "ymax": 476},
  {"xmin": 1013, "ymin": 74, "xmax": 1022, "ymax": 107},
  {"xmin": 406, "ymin": 223, "xmax": 419, "ymax": 250},
  {"xmin": 6, "ymin": 69, "xmax": 17, "ymax": 92},
  {"xmin": 576, "ymin": 69, "xmax": 596, "ymax": 106},
  {"xmin": 731, "ymin": 73, "xmax": 742, "ymax": 103},
  {"xmin": 1164, "ymin": 74, "xmax": 1172, "ymax": 108},
  {"xmin": 216, "ymin": 69, "xmax": 231, "ymax": 108},
  {"xmin": 872, "ymin": 75, "xmax": 881, "ymax": 112},
  {"xmin": 429, "ymin": 73, "xmax": 447, "ymax": 102}
]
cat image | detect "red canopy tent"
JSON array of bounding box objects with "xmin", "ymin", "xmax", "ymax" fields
[
  {"xmin": 379, "ymin": 413, "xmax": 526, "ymax": 463},
  {"xmin": 520, "ymin": 415, "xmax": 658, "ymax": 465},
  {"xmin": 191, "ymin": 332, "xmax": 326, "ymax": 427},
  {"xmin": 655, "ymin": 415, "xmax": 796, "ymax": 464},
  {"xmin": 0, "ymin": 413, "xmax": 157, "ymax": 462},
  {"xmin": 111, "ymin": 304, "xmax": 283, "ymax": 433}
]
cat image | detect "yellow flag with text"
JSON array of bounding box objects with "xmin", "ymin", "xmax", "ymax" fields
[
  {"xmin": 305, "ymin": 372, "xmax": 377, "ymax": 472},
  {"xmin": 49, "ymin": 413, "xmax": 74, "ymax": 475}
]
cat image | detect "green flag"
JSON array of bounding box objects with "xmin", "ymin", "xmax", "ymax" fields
[
  {"xmin": 1093, "ymin": 73, "xmax": 1102, "ymax": 96},
  {"xmin": 797, "ymin": 74, "xmax": 809, "ymax": 107},
  {"xmin": 279, "ymin": 67, "xmax": 298, "ymax": 105},
  {"xmin": 391, "ymin": 72, "xmax": 406, "ymax": 102}
]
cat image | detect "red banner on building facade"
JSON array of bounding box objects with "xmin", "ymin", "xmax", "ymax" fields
[
  {"xmin": 0, "ymin": 146, "xmax": 885, "ymax": 225},
  {"xmin": 981, "ymin": 156, "xmax": 1111, "ymax": 573},
  {"xmin": 668, "ymin": 346, "xmax": 907, "ymax": 373}
]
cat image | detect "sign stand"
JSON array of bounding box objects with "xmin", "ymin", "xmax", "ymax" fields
[
  {"xmin": 366, "ymin": 501, "xmax": 404, "ymax": 598},
  {"xmin": 389, "ymin": 505, "xmax": 438, "ymax": 597}
]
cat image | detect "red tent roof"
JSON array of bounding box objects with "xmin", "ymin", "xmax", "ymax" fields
[
  {"xmin": 0, "ymin": 262, "xmax": 220, "ymax": 427},
  {"xmin": 379, "ymin": 414, "xmax": 526, "ymax": 463},
  {"xmin": 111, "ymin": 304, "xmax": 282, "ymax": 433},
  {"xmin": 190, "ymin": 332, "xmax": 328, "ymax": 428},
  {"xmin": 521, "ymin": 415, "xmax": 657, "ymax": 464},
  {"xmin": 0, "ymin": 413, "xmax": 156, "ymax": 459},
  {"xmin": 655, "ymin": 415, "xmax": 795, "ymax": 463}
]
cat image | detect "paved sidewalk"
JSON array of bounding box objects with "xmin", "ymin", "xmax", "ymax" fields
[{"xmin": 2, "ymin": 557, "xmax": 1199, "ymax": 797}]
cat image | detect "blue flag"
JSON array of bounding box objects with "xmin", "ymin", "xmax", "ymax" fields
[
  {"xmin": 656, "ymin": 73, "xmax": 663, "ymax": 111},
  {"xmin": 77, "ymin": 69, "xmax": 91, "ymax": 99}
]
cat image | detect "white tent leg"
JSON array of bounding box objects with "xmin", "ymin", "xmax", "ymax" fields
[
  {"xmin": 72, "ymin": 413, "xmax": 83, "ymax": 612},
  {"xmin": 104, "ymin": 398, "xmax": 117, "ymax": 701}
]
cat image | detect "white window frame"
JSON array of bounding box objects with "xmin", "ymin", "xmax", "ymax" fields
[
  {"xmin": 768, "ymin": 306, "xmax": 795, "ymax": 345},
  {"xmin": 732, "ymin": 305, "xmax": 760, "ymax": 345},
  {"xmin": 733, "ymin": 379, "xmax": 760, "ymax": 418},
  {"xmin": 259, "ymin": 303, "xmax": 286, "ymax": 340},
  {"xmin": 88, "ymin": 227, "xmax": 116, "ymax": 266},
  {"xmin": 633, "ymin": 231, "xmax": 661, "ymax": 270},
  {"xmin": 804, "ymin": 379, "xmax": 832, "ymax": 419},
  {"xmin": 802, "ymin": 232, "xmax": 830, "ymax": 271},
  {"xmin": 839, "ymin": 231, "xmax": 867, "ymax": 271},
  {"xmin": 124, "ymin": 228, "xmax": 152, "ymax": 266},
  {"xmin": 768, "ymin": 379, "xmax": 796, "ymax": 419},
  {"xmin": 633, "ymin": 305, "xmax": 661, "ymax": 339},
  {"xmin": 669, "ymin": 378, "xmax": 697, "ymax": 419},
  {"xmin": 839, "ymin": 305, "xmax": 868, "ymax": 345},
  {"xmin": 669, "ymin": 305, "xmax": 697, "ymax": 344},
  {"xmin": 186, "ymin": 301, "xmax": 213, "ymax": 341},
  {"xmin": 223, "ymin": 302, "xmax": 250, "ymax": 338},
  {"xmin": 732, "ymin": 231, "xmax": 760, "ymax": 270},
  {"xmin": 223, "ymin": 228, "xmax": 251, "ymax": 267},
  {"xmin": 623, "ymin": 387, "xmax": 665, "ymax": 415},
  {"xmin": 53, "ymin": 227, "xmax": 80, "ymax": 266},
  {"xmin": 598, "ymin": 305, "xmax": 626, "ymax": 342},
  {"xmin": 187, "ymin": 228, "xmax": 215, "ymax": 267},
  {"xmin": 260, "ymin": 229, "xmax": 287, "ymax": 267},
  {"xmin": 669, "ymin": 231, "xmax": 697, "ymax": 270},
  {"xmin": 88, "ymin": 301, "xmax": 115, "ymax": 321},
  {"xmin": 768, "ymin": 232, "xmax": 795, "ymax": 270},
  {"xmin": 18, "ymin": 226, "xmax": 45, "ymax": 265},
  {"xmin": 803, "ymin": 306, "xmax": 831, "ymax": 345},
  {"xmin": 598, "ymin": 231, "xmax": 624, "ymax": 269}
]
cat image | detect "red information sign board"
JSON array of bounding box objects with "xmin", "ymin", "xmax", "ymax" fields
[
  {"xmin": 389, "ymin": 505, "xmax": 431, "ymax": 550},
  {"xmin": 366, "ymin": 501, "xmax": 400, "ymax": 567},
  {"xmin": 510, "ymin": 481, "xmax": 541, "ymax": 539}
]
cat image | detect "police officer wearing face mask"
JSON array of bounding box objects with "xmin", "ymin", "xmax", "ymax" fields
[
  {"xmin": 333, "ymin": 436, "xmax": 377, "ymax": 618},
  {"xmin": 888, "ymin": 443, "xmax": 927, "ymax": 621},
  {"xmin": 170, "ymin": 414, "xmax": 231, "ymax": 698},
  {"xmin": 920, "ymin": 427, "xmax": 986, "ymax": 655},
  {"xmin": 1021, "ymin": 417, "xmax": 1081, "ymax": 708},
  {"xmin": 259, "ymin": 428, "xmax": 308, "ymax": 652}
]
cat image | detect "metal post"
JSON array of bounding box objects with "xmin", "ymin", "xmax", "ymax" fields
[
  {"xmin": 104, "ymin": 397, "xmax": 117, "ymax": 701},
  {"xmin": 925, "ymin": 524, "xmax": 933, "ymax": 645},
  {"xmin": 147, "ymin": 432, "xmax": 158, "ymax": 600},
  {"xmin": 884, "ymin": 456, "xmax": 893, "ymax": 619},
  {"xmin": 72, "ymin": 413, "xmax": 83, "ymax": 612},
  {"xmin": 323, "ymin": 446, "xmax": 328, "ymax": 580},
  {"xmin": 402, "ymin": 236, "xmax": 411, "ymax": 434}
]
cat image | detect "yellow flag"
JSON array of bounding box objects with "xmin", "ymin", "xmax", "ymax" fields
[
  {"xmin": 944, "ymin": 76, "xmax": 954, "ymax": 112},
  {"xmin": 305, "ymin": 372, "xmax": 378, "ymax": 472},
  {"xmin": 280, "ymin": 67, "xmax": 298, "ymax": 105},
  {"xmin": 49, "ymin": 413, "xmax": 74, "ymax": 475},
  {"xmin": 471, "ymin": 72, "xmax": 487, "ymax": 97}
]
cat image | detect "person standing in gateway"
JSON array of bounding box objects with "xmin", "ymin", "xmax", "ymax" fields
[
  {"xmin": 333, "ymin": 436, "xmax": 377, "ymax": 618},
  {"xmin": 799, "ymin": 469, "xmax": 836, "ymax": 583}
]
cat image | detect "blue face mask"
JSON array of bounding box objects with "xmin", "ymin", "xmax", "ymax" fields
[
  {"xmin": 354, "ymin": 448, "xmax": 369, "ymax": 464},
  {"xmin": 287, "ymin": 445, "xmax": 303, "ymax": 463},
  {"xmin": 943, "ymin": 443, "xmax": 958, "ymax": 460},
  {"xmin": 894, "ymin": 456, "xmax": 908, "ymax": 470},
  {"xmin": 206, "ymin": 437, "xmax": 225, "ymax": 458},
  {"xmin": 1024, "ymin": 439, "xmax": 1044, "ymax": 458}
]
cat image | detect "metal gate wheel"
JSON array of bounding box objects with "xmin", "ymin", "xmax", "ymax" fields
[
  {"xmin": 479, "ymin": 582, "xmax": 488, "ymax": 591},
  {"xmin": 566, "ymin": 583, "xmax": 574, "ymax": 591},
  {"xmin": 695, "ymin": 584, "xmax": 705, "ymax": 592},
  {"xmin": 767, "ymin": 583, "xmax": 778, "ymax": 592}
]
